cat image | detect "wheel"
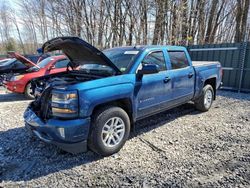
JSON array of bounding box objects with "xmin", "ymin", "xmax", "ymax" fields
[
  {"xmin": 195, "ymin": 84, "xmax": 214, "ymax": 112},
  {"xmin": 88, "ymin": 106, "xmax": 130, "ymax": 156},
  {"xmin": 24, "ymin": 83, "xmax": 35, "ymax": 99}
]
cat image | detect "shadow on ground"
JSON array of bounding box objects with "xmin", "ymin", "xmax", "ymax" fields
[
  {"xmin": 0, "ymin": 103, "xmax": 198, "ymax": 182},
  {"xmin": 0, "ymin": 92, "xmax": 30, "ymax": 102},
  {"xmin": 0, "ymin": 86, "xmax": 30, "ymax": 102}
]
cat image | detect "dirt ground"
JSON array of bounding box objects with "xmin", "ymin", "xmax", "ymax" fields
[{"xmin": 0, "ymin": 88, "xmax": 250, "ymax": 187}]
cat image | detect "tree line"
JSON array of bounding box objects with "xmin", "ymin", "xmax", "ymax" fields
[{"xmin": 0, "ymin": 0, "xmax": 249, "ymax": 54}]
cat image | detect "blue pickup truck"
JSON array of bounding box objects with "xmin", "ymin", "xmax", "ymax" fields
[{"xmin": 24, "ymin": 37, "xmax": 222, "ymax": 156}]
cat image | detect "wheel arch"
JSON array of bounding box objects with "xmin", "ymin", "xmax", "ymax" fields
[
  {"xmin": 204, "ymin": 77, "xmax": 216, "ymax": 99},
  {"xmin": 91, "ymin": 98, "xmax": 134, "ymax": 131},
  {"xmin": 24, "ymin": 79, "xmax": 32, "ymax": 93}
]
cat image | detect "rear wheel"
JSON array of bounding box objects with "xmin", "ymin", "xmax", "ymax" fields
[
  {"xmin": 24, "ymin": 83, "xmax": 34, "ymax": 99},
  {"xmin": 88, "ymin": 106, "xmax": 130, "ymax": 156},
  {"xmin": 195, "ymin": 84, "xmax": 214, "ymax": 112}
]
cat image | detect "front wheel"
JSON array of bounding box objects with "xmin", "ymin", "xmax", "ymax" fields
[
  {"xmin": 195, "ymin": 84, "xmax": 214, "ymax": 112},
  {"xmin": 24, "ymin": 83, "xmax": 35, "ymax": 99},
  {"xmin": 88, "ymin": 106, "xmax": 130, "ymax": 156}
]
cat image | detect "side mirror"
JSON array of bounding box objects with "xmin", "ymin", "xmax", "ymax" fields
[{"xmin": 137, "ymin": 64, "xmax": 159, "ymax": 75}]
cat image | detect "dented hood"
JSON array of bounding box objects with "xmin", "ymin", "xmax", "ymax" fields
[
  {"xmin": 7, "ymin": 52, "xmax": 38, "ymax": 68},
  {"xmin": 42, "ymin": 37, "xmax": 121, "ymax": 74}
]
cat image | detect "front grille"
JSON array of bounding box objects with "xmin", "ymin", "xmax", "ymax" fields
[
  {"xmin": 40, "ymin": 87, "xmax": 53, "ymax": 120},
  {"xmin": 29, "ymin": 85, "xmax": 53, "ymax": 121}
]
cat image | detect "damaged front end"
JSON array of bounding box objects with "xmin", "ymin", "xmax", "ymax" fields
[
  {"xmin": 24, "ymin": 36, "xmax": 120, "ymax": 153},
  {"xmin": 24, "ymin": 71, "xmax": 104, "ymax": 153},
  {"xmin": 30, "ymin": 70, "xmax": 104, "ymax": 117}
]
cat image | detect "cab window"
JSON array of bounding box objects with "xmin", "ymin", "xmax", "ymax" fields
[
  {"xmin": 168, "ymin": 51, "xmax": 189, "ymax": 69},
  {"xmin": 141, "ymin": 51, "xmax": 166, "ymax": 71}
]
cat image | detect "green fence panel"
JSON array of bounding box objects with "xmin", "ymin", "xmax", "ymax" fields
[
  {"xmin": 241, "ymin": 42, "xmax": 250, "ymax": 92},
  {"xmin": 187, "ymin": 42, "xmax": 249, "ymax": 92}
]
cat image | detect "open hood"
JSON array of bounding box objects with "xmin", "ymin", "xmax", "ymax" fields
[
  {"xmin": 41, "ymin": 37, "xmax": 121, "ymax": 74},
  {"xmin": 7, "ymin": 52, "xmax": 38, "ymax": 68}
]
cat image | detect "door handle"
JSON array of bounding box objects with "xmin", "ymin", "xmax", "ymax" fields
[
  {"xmin": 188, "ymin": 72, "xmax": 194, "ymax": 78},
  {"xmin": 163, "ymin": 76, "xmax": 171, "ymax": 83}
]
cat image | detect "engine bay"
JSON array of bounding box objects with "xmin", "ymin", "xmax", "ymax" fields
[{"xmin": 31, "ymin": 70, "xmax": 105, "ymax": 97}]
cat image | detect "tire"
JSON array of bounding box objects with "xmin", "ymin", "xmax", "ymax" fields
[
  {"xmin": 24, "ymin": 83, "xmax": 35, "ymax": 99},
  {"xmin": 88, "ymin": 106, "xmax": 131, "ymax": 156},
  {"xmin": 195, "ymin": 84, "xmax": 214, "ymax": 112}
]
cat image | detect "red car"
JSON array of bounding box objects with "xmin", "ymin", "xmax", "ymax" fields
[{"xmin": 5, "ymin": 55, "xmax": 69, "ymax": 99}]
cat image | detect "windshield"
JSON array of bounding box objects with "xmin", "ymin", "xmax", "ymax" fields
[
  {"xmin": 79, "ymin": 64, "xmax": 114, "ymax": 76},
  {"xmin": 79, "ymin": 48, "xmax": 140, "ymax": 75},
  {"xmin": 103, "ymin": 48, "xmax": 140, "ymax": 72},
  {"xmin": 37, "ymin": 57, "xmax": 54, "ymax": 68},
  {"xmin": 27, "ymin": 56, "xmax": 54, "ymax": 72}
]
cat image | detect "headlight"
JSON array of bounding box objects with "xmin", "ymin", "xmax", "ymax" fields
[
  {"xmin": 51, "ymin": 90, "xmax": 78, "ymax": 118},
  {"xmin": 10, "ymin": 75, "xmax": 24, "ymax": 81}
]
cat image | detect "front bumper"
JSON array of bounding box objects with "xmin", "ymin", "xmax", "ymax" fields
[
  {"xmin": 5, "ymin": 81, "xmax": 25, "ymax": 93},
  {"xmin": 24, "ymin": 107, "xmax": 91, "ymax": 154}
]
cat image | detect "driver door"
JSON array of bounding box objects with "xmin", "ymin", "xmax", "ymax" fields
[{"xmin": 135, "ymin": 50, "xmax": 172, "ymax": 119}]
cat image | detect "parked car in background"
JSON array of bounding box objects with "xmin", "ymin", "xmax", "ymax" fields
[
  {"xmin": 0, "ymin": 52, "xmax": 38, "ymax": 75},
  {"xmin": 0, "ymin": 58, "xmax": 11, "ymax": 64},
  {"xmin": 0, "ymin": 53, "xmax": 40, "ymax": 86},
  {"xmin": 0, "ymin": 52, "xmax": 50, "ymax": 75},
  {"xmin": 4, "ymin": 55, "xmax": 69, "ymax": 99},
  {"xmin": 24, "ymin": 37, "xmax": 222, "ymax": 156}
]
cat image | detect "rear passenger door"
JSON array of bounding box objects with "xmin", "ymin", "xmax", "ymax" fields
[{"xmin": 167, "ymin": 51, "xmax": 195, "ymax": 105}]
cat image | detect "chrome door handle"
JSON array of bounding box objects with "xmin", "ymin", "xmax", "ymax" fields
[
  {"xmin": 188, "ymin": 73, "xmax": 194, "ymax": 78},
  {"xmin": 163, "ymin": 77, "xmax": 171, "ymax": 83}
]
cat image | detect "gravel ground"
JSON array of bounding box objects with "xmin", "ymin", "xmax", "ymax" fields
[{"xmin": 0, "ymin": 87, "xmax": 250, "ymax": 187}]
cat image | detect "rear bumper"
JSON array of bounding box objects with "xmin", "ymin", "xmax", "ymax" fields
[
  {"xmin": 219, "ymin": 81, "xmax": 223, "ymax": 88},
  {"xmin": 24, "ymin": 107, "xmax": 91, "ymax": 153}
]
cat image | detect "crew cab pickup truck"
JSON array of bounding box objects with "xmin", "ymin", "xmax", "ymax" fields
[{"xmin": 24, "ymin": 37, "xmax": 222, "ymax": 156}]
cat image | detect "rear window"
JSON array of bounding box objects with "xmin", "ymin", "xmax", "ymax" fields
[{"xmin": 168, "ymin": 51, "xmax": 189, "ymax": 69}]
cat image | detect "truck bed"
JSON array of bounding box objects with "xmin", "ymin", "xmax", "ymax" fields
[
  {"xmin": 192, "ymin": 61, "xmax": 220, "ymax": 67},
  {"xmin": 192, "ymin": 60, "xmax": 222, "ymax": 100}
]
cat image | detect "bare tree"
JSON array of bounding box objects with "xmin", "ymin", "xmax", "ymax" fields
[
  {"xmin": 152, "ymin": 0, "xmax": 167, "ymax": 44},
  {"xmin": 0, "ymin": 0, "xmax": 249, "ymax": 54},
  {"xmin": 235, "ymin": 0, "xmax": 250, "ymax": 42},
  {"xmin": 10, "ymin": 10, "xmax": 26, "ymax": 54}
]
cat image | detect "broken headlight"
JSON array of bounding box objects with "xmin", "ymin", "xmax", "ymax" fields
[
  {"xmin": 10, "ymin": 75, "xmax": 24, "ymax": 81},
  {"xmin": 51, "ymin": 90, "xmax": 79, "ymax": 118}
]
